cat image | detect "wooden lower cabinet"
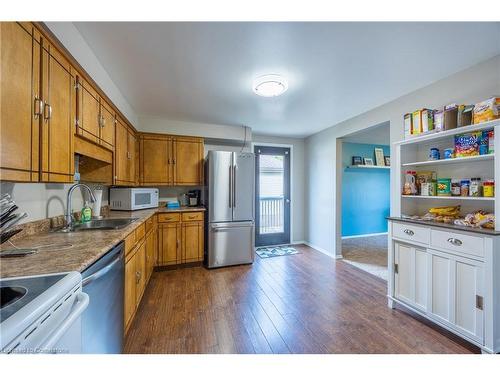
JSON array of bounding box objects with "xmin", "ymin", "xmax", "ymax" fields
[
  {"xmin": 182, "ymin": 221, "xmax": 204, "ymax": 263},
  {"xmin": 157, "ymin": 211, "xmax": 205, "ymax": 266},
  {"xmin": 145, "ymin": 223, "xmax": 158, "ymax": 282},
  {"xmin": 158, "ymin": 223, "xmax": 181, "ymax": 266},
  {"xmin": 124, "ymin": 251, "xmax": 137, "ymax": 331},
  {"xmin": 124, "ymin": 212, "xmax": 203, "ymax": 334}
]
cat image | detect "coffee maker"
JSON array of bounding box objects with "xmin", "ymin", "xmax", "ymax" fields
[{"xmin": 187, "ymin": 189, "xmax": 201, "ymax": 207}]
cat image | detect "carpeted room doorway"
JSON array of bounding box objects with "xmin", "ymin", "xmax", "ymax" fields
[{"xmin": 341, "ymin": 234, "xmax": 388, "ymax": 280}]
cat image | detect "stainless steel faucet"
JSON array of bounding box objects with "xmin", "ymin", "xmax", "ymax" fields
[{"xmin": 65, "ymin": 183, "xmax": 96, "ymax": 229}]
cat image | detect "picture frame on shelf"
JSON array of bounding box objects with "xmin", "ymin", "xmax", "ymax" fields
[
  {"xmin": 374, "ymin": 147, "xmax": 385, "ymax": 166},
  {"xmin": 384, "ymin": 156, "xmax": 391, "ymax": 166},
  {"xmin": 352, "ymin": 156, "xmax": 363, "ymax": 166},
  {"xmin": 363, "ymin": 157, "xmax": 374, "ymax": 166}
]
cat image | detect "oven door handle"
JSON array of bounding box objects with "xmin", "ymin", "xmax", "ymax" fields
[{"xmin": 39, "ymin": 292, "xmax": 89, "ymax": 352}]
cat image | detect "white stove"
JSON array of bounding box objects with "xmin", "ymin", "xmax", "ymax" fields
[{"xmin": 0, "ymin": 272, "xmax": 89, "ymax": 354}]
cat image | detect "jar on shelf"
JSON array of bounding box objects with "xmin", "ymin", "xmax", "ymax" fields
[
  {"xmin": 483, "ymin": 179, "xmax": 495, "ymax": 197},
  {"xmin": 470, "ymin": 178, "xmax": 482, "ymax": 197},
  {"xmin": 451, "ymin": 179, "xmax": 461, "ymax": 196},
  {"xmin": 460, "ymin": 179, "xmax": 470, "ymax": 197}
]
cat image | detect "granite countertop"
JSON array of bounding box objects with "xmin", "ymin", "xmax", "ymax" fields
[
  {"xmin": 387, "ymin": 216, "xmax": 500, "ymax": 236},
  {"xmin": 0, "ymin": 206, "xmax": 206, "ymax": 279}
]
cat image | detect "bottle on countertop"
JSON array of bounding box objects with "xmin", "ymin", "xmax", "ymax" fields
[{"xmin": 81, "ymin": 201, "xmax": 92, "ymax": 223}]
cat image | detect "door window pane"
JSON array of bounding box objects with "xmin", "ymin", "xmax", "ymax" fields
[{"xmin": 258, "ymin": 155, "xmax": 284, "ymax": 234}]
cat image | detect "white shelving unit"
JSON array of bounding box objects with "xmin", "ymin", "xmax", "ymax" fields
[
  {"xmin": 393, "ymin": 118, "xmax": 500, "ymax": 225},
  {"xmin": 402, "ymin": 195, "xmax": 494, "ymax": 201},
  {"xmin": 346, "ymin": 164, "xmax": 390, "ymax": 170},
  {"xmin": 388, "ymin": 118, "xmax": 500, "ymax": 354}
]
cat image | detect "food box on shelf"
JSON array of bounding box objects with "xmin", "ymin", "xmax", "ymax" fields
[
  {"xmin": 443, "ymin": 104, "xmax": 458, "ymax": 130},
  {"xmin": 454, "ymin": 131, "xmax": 482, "ymax": 158},
  {"xmin": 457, "ymin": 104, "xmax": 474, "ymax": 127},
  {"xmin": 473, "ymin": 97, "xmax": 500, "ymax": 124},
  {"xmin": 412, "ymin": 110, "xmax": 422, "ymax": 135},
  {"xmin": 421, "ymin": 109, "xmax": 434, "ymax": 132},
  {"xmin": 404, "ymin": 113, "xmax": 413, "ymax": 138}
]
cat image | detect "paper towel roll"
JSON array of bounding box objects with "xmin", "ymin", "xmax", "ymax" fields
[{"xmin": 92, "ymin": 189, "xmax": 103, "ymax": 218}]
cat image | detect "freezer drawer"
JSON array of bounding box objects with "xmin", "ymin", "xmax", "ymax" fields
[{"xmin": 208, "ymin": 222, "xmax": 254, "ymax": 268}]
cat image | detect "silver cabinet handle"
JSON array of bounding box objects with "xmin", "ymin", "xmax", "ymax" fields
[
  {"xmin": 403, "ymin": 229, "xmax": 414, "ymax": 236},
  {"xmin": 34, "ymin": 96, "xmax": 43, "ymax": 117},
  {"xmin": 447, "ymin": 238, "xmax": 462, "ymax": 246},
  {"xmin": 43, "ymin": 102, "xmax": 52, "ymax": 120}
]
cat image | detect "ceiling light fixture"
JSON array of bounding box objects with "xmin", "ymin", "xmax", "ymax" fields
[{"xmin": 253, "ymin": 74, "xmax": 288, "ymax": 97}]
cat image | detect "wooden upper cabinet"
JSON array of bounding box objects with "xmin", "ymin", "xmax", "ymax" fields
[
  {"xmin": 139, "ymin": 134, "xmax": 172, "ymax": 185},
  {"xmin": 128, "ymin": 130, "xmax": 137, "ymax": 184},
  {"xmin": 40, "ymin": 39, "xmax": 75, "ymax": 183},
  {"xmin": 99, "ymin": 100, "xmax": 115, "ymax": 150},
  {"xmin": 76, "ymin": 77, "xmax": 100, "ymax": 144},
  {"xmin": 0, "ymin": 22, "xmax": 40, "ymax": 182},
  {"xmin": 173, "ymin": 136, "xmax": 204, "ymax": 185},
  {"xmin": 115, "ymin": 117, "xmax": 129, "ymax": 185},
  {"xmin": 114, "ymin": 116, "xmax": 136, "ymax": 185},
  {"xmin": 138, "ymin": 134, "xmax": 204, "ymax": 186}
]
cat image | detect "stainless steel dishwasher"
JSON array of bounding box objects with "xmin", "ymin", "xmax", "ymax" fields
[{"xmin": 81, "ymin": 241, "xmax": 124, "ymax": 354}]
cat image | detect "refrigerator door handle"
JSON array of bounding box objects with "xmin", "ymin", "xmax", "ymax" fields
[
  {"xmin": 228, "ymin": 165, "xmax": 232, "ymax": 208},
  {"xmin": 232, "ymin": 165, "xmax": 236, "ymax": 207}
]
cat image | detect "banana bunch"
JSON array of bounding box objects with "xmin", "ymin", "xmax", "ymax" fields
[{"xmin": 429, "ymin": 205, "xmax": 461, "ymax": 217}]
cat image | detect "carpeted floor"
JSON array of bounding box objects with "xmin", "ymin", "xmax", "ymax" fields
[{"xmin": 341, "ymin": 234, "xmax": 388, "ymax": 280}]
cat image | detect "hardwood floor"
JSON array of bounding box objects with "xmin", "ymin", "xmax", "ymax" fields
[{"xmin": 124, "ymin": 244, "xmax": 479, "ymax": 354}]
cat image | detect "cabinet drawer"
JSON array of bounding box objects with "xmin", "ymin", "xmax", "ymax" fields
[
  {"xmin": 392, "ymin": 222, "xmax": 430, "ymax": 245},
  {"xmin": 430, "ymin": 229, "xmax": 484, "ymax": 258},
  {"xmin": 125, "ymin": 232, "xmax": 135, "ymax": 256},
  {"xmin": 182, "ymin": 211, "xmax": 204, "ymax": 222},
  {"xmin": 158, "ymin": 213, "xmax": 180, "ymax": 223},
  {"xmin": 145, "ymin": 216, "xmax": 154, "ymax": 233},
  {"xmin": 135, "ymin": 223, "xmax": 145, "ymax": 242}
]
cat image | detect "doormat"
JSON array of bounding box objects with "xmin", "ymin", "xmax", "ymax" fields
[{"xmin": 255, "ymin": 246, "xmax": 300, "ymax": 258}]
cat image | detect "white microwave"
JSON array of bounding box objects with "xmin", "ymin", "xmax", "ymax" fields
[{"xmin": 109, "ymin": 188, "xmax": 159, "ymax": 211}]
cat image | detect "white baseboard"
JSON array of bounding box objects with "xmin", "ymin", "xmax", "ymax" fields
[
  {"xmin": 342, "ymin": 232, "xmax": 388, "ymax": 239},
  {"xmin": 303, "ymin": 242, "xmax": 343, "ymax": 259}
]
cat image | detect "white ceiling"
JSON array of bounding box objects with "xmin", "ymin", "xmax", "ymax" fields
[{"xmin": 74, "ymin": 22, "xmax": 500, "ymax": 138}]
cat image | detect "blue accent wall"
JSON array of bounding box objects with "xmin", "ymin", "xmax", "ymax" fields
[{"xmin": 342, "ymin": 142, "xmax": 390, "ymax": 237}]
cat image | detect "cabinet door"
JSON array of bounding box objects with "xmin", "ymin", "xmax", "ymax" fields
[
  {"xmin": 394, "ymin": 242, "xmax": 427, "ymax": 311},
  {"xmin": 0, "ymin": 22, "xmax": 40, "ymax": 182},
  {"xmin": 114, "ymin": 118, "xmax": 129, "ymax": 185},
  {"xmin": 77, "ymin": 78, "xmax": 100, "ymax": 144},
  {"xmin": 124, "ymin": 253, "xmax": 137, "ymax": 332},
  {"xmin": 40, "ymin": 41, "xmax": 75, "ymax": 182},
  {"xmin": 145, "ymin": 230, "xmax": 155, "ymax": 281},
  {"xmin": 99, "ymin": 100, "xmax": 115, "ymax": 150},
  {"xmin": 140, "ymin": 135, "xmax": 171, "ymax": 185},
  {"xmin": 172, "ymin": 137, "xmax": 203, "ymax": 185},
  {"xmin": 127, "ymin": 130, "xmax": 136, "ymax": 184},
  {"xmin": 429, "ymin": 251, "xmax": 452, "ymax": 323},
  {"xmin": 158, "ymin": 223, "xmax": 181, "ymax": 266},
  {"xmin": 182, "ymin": 221, "xmax": 204, "ymax": 263},
  {"xmin": 455, "ymin": 258, "xmax": 484, "ymax": 342},
  {"xmin": 135, "ymin": 241, "xmax": 146, "ymax": 306},
  {"xmin": 394, "ymin": 242, "xmax": 413, "ymax": 305}
]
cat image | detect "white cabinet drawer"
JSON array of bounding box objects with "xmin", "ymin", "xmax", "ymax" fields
[
  {"xmin": 430, "ymin": 229, "xmax": 484, "ymax": 258},
  {"xmin": 392, "ymin": 222, "xmax": 430, "ymax": 245}
]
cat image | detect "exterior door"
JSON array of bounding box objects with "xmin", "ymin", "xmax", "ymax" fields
[{"xmin": 254, "ymin": 145, "xmax": 291, "ymax": 246}]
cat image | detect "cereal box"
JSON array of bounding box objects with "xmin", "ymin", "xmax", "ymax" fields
[
  {"xmin": 473, "ymin": 97, "xmax": 500, "ymax": 124},
  {"xmin": 454, "ymin": 131, "xmax": 482, "ymax": 158}
]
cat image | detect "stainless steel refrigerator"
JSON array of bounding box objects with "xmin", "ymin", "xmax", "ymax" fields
[{"xmin": 205, "ymin": 151, "xmax": 255, "ymax": 268}]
